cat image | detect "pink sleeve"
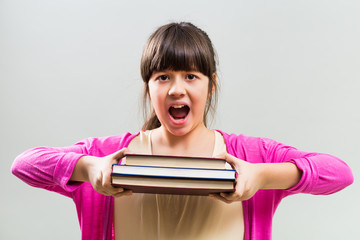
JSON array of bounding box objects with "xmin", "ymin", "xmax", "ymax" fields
[
  {"xmin": 11, "ymin": 140, "xmax": 91, "ymax": 197},
  {"xmin": 261, "ymin": 138, "xmax": 354, "ymax": 195}
]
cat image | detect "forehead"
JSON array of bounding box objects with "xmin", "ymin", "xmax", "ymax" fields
[
  {"xmin": 149, "ymin": 51, "xmax": 205, "ymax": 76},
  {"xmin": 150, "ymin": 70, "xmax": 209, "ymax": 79}
]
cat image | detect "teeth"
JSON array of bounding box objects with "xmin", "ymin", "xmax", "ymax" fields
[{"xmin": 171, "ymin": 104, "xmax": 185, "ymax": 108}]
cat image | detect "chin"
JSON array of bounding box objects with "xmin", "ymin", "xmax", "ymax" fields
[
  {"xmin": 162, "ymin": 124, "xmax": 193, "ymax": 137},
  {"xmin": 168, "ymin": 128, "xmax": 190, "ymax": 137}
]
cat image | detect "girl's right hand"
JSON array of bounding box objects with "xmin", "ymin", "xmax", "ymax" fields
[{"xmin": 71, "ymin": 148, "xmax": 132, "ymax": 197}]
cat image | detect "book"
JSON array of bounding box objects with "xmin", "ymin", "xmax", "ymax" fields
[
  {"xmin": 111, "ymin": 165, "xmax": 236, "ymax": 195},
  {"xmin": 112, "ymin": 165, "xmax": 236, "ymax": 180},
  {"xmin": 121, "ymin": 154, "xmax": 231, "ymax": 169},
  {"xmin": 111, "ymin": 175, "xmax": 235, "ymax": 195}
]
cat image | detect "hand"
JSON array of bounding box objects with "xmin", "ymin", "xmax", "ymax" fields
[
  {"xmin": 210, "ymin": 153, "xmax": 264, "ymax": 203},
  {"xmin": 85, "ymin": 148, "xmax": 133, "ymax": 197}
]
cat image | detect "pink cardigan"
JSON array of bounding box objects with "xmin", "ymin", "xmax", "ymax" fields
[{"xmin": 11, "ymin": 131, "xmax": 353, "ymax": 240}]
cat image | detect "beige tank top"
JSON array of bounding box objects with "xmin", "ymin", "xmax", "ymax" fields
[{"xmin": 114, "ymin": 130, "xmax": 244, "ymax": 240}]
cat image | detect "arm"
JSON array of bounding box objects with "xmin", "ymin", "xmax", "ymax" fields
[
  {"xmin": 258, "ymin": 162, "xmax": 302, "ymax": 190},
  {"xmin": 212, "ymin": 154, "xmax": 302, "ymax": 202},
  {"xmin": 211, "ymin": 137, "xmax": 353, "ymax": 203},
  {"xmin": 261, "ymin": 138, "xmax": 354, "ymax": 195},
  {"xmin": 11, "ymin": 142, "xmax": 89, "ymax": 197},
  {"xmin": 70, "ymin": 150, "xmax": 132, "ymax": 197},
  {"xmin": 11, "ymin": 134, "xmax": 133, "ymax": 197}
]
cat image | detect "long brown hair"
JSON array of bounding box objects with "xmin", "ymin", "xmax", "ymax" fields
[{"xmin": 140, "ymin": 22, "xmax": 218, "ymax": 130}]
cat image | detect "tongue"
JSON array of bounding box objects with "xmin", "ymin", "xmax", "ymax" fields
[{"xmin": 170, "ymin": 107, "xmax": 188, "ymax": 119}]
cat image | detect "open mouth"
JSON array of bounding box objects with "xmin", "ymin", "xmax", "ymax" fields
[{"xmin": 169, "ymin": 104, "xmax": 190, "ymax": 120}]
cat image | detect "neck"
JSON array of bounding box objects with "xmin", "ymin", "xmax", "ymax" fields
[{"xmin": 151, "ymin": 124, "xmax": 214, "ymax": 156}]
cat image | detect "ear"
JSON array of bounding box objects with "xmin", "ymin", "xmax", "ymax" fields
[
  {"xmin": 144, "ymin": 83, "xmax": 151, "ymax": 100},
  {"xmin": 212, "ymin": 73, "xmax": 217, "ymax": 95},
  {"xmin": 208, "ymin": 73, "xmax": 217, "ymax": 97}
]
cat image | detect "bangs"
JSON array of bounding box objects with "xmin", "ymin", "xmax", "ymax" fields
[
  {"xmin": 141, "ymin": 23, "xmax": 215, "ymax": 82},
  {"xmin": 150, "ymin": 29, "xmax": 208, "ymax": 73}
]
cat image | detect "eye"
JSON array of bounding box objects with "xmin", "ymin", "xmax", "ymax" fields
[
  {"xmin": 186, "ymin": 74, "xmax": 197, "ymax": 80},
  {"xmin": 157, "ymin": 75, "xmax": 169, "ymax": 81}
]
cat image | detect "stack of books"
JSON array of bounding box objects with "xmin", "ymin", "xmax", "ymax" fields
[{"xmin": 111, "ymin": 154, "xmax": 236, "ymax": 195}]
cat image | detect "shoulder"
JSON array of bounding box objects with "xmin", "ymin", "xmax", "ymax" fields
[
  {"xmin": 217, "ymin": 130, "xmax": 261, "ymax": 145},
  {"xmin": 83, "ymin": 132, "xmax": 140, "ymax": 157},
  {"xmin": 216, "ymin": 130, "xmax": 286, "ymax": 163},
  {"xmin": 216, "ymin": 130, "xmax": 265, "ymax": 162}
]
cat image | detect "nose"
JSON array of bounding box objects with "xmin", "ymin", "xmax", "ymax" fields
[{"xmin": 168, "ymin": 78, "xmax": 186, "ymax": 97}]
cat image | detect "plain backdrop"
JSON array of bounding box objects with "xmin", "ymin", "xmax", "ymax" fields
[{"xmin": 1, "ymin": 0, "xmax": 359, "ymax": 239}]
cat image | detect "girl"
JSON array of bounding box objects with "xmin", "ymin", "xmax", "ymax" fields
[{"xmin": 11, "ymin": 22, "xmax": 353, "ymax": 240}]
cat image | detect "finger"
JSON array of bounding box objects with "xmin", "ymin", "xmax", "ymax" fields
[
  {"xmin": 102, "ymin": 170, "xmax": 125, "ymax": 195},
  {"xmin": 220, "ymin": 191, "xmax": 245, "ymax": 202},
  {"xmin": 222, "ymin": 153, "xmax": 240, "ymax": 167},
  {"xmin": 108, "ymin": 186, "xmax": 127, "ymax": 196},
  {"xmin": 213, "ymin": 152, "xmax": 227, "ymax": 159},
  {"xmin": 209, "ymin": 193, "xmax": 233, "ymax": 204},
  {"xmin": 111, "ymin": 148, "xmax": 131, "ymax": 164},
  {"xmin": 95, "ymin": 182, "xmax": 115, "ymax": 196},
  {"xmin": 220, "ymin": 191, "xmax": 241, "ymax": 202},
  {"xmin": 220, "ymin": 178, "xmax": 245, "ymax": 201},
  {"xmin": 98, "ymin": 184, "xmax": 125, "ymax": 196},
  {"xmin": 113, "ymin": 189, "xmax": 132, "ymax": 198}
]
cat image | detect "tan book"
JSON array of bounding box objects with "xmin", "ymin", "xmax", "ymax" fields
[
  {"xmin": 122, "ymin": 154, "xmax": 230, "ymax": 169},
  {"xmin": 112, "ymin": 175, "xmax": 235, "ymax": 195},
  {"xmin": 111, "ymin": 164, "xmax": 236, "ymax": 195}
]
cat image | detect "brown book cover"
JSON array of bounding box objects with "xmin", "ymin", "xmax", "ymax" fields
[
  {"xmin": 122, "ymin": 154, "xmax": 230, "ymax": 169},
  {"xmin": 112, "ymin": 164, "xmax": 236, "ymax": 180},
  {"xmin": 112, "ymin": 174, "xmax": 235, "ymax": 195}
]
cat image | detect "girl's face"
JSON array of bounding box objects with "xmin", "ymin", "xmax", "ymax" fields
[{"xmin": 148, "ymin": 70, "xmax": 210, "ymax": 136}]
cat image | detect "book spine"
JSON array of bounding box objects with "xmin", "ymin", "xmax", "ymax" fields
[
  {"xmin": 112, "ymin": 164, "xmax": 235, "ymax": 180},
  {"xmin": 111, "ymin": 183, "xmax": 235, "ymax": 195}
]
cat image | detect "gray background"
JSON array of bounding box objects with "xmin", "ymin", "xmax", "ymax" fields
[{"xmin": 1, "ymin": 0, "xmax": 359, "ymax": 239}]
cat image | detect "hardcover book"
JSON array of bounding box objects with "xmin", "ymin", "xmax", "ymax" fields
[
  {"xmin": 112, "ymin": 164, "xmax": 236, "ymax": 180},
  {"xmin": 112, "ymin": 154, "xmax": 236, "ymax": 195},
  {"xmin": 111, "ymin": 174, "xmax": 235, "ymax": 195},
  {"xmin": 121, "ymin": 154, "xmax": 231, "ymax": 169}
]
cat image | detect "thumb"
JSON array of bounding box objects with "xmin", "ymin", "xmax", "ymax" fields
[
  {"xmin": 221, "ymin": 153, "xmax": 240, "ymax": 168},
  {"xmin": 214, "ymin": 152, "xmax": 238, "ymax": 169},
  {"xmin": 110, "ymin": 148, "xmax": 131, "ymax": 164},
  {"xmin": 214, "ymin": 152, "xmax": 227, "ymax": 160}
]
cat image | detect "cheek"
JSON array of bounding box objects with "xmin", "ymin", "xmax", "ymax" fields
[
  {"xmin": 148, "ymin": 87, "xmax": 164, "ymax": 111},
  {"xmin": 192, "ymin": 90, "xmax": 209, "ymax": 115},
  {"xmin": 148, "ymin": 84, "xmax": 157, "ymax": 102},
  {"xmin": 200, "ymin": 87, "xmax": 210, "ymax": 105}
]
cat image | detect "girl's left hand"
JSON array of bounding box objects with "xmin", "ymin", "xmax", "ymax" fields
[{"xmin": 210, "ymin": 153, "xmax": 265, "ymax": 203}]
